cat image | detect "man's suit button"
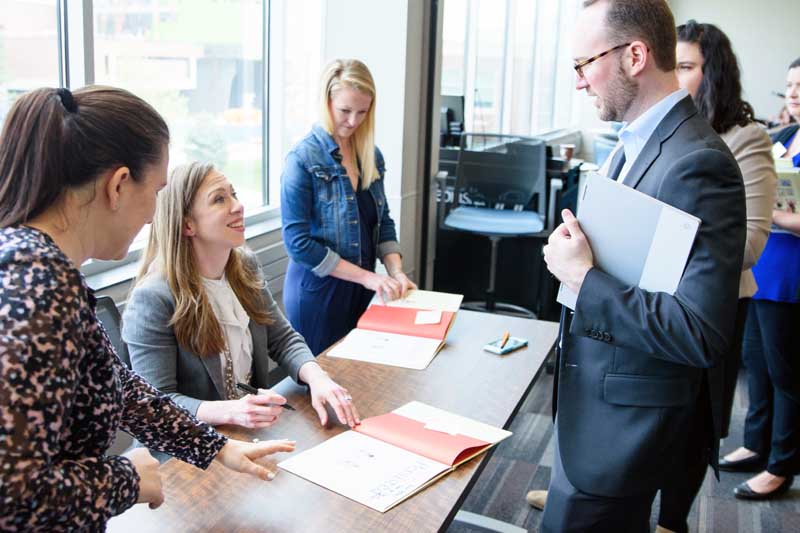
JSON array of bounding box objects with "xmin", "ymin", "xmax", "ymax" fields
[
  {"xmin": 590, "ymin": 330, "xmax": 599, "ymax": 339},
  {"xmin": 603, "ymin": 332, "xmax": 612, "ymax": 342}
]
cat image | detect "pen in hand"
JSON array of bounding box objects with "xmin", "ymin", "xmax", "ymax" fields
[{"xmin": 236, "ymin": 382, "xmax": 296, "ymax": 411}]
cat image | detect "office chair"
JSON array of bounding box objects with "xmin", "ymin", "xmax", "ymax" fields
[
  {"xmin": 442, "ymin": 133, "xmax": 547, "ymax": 318},
  {"xmin": 95, "ymin": 295, "xmax": 131, "ymax": 369},
  {"xmin": 94, "ymin": 295, "xmax": 136, "ymax": 455}
]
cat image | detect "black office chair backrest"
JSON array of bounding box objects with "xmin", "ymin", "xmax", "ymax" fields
[
  {"xmin": 95, "ymin": 295, "xmax": 131, "ymax": 369},
  {"xmin": 455, "ymin": 133, "xmax": 547, "ymax": 215}
]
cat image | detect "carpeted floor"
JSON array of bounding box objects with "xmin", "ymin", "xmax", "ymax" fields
[{"xmin": 448, "ymin": 360, "xmax": 800, "ymax": 532}]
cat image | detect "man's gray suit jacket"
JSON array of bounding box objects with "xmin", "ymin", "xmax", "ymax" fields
[{"xmin": 554, "ymin": 95, "xmax": 746, "ymax": 498}]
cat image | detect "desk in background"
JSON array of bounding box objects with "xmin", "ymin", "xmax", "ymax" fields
[{"xmin": 108, "ymin": 311, "xmax": 558, "ymax": 533}]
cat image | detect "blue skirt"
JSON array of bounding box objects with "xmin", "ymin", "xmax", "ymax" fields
[{"xmin": 283, "ymin": 259, "xmax": 375, "ymax": 356}]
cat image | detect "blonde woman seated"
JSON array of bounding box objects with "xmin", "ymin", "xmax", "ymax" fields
[{"xmin": 123, "ymin": 162, "xmax": 359, "ymax": 439}]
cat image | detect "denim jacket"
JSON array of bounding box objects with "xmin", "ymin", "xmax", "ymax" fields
[{"xmin": 280, "ymin": 125, "xmax": 401, "ymax": 277}]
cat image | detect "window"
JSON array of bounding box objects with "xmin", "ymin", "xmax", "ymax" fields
[
  {"xmin": 267, "ymin": 0, "xmax": 324, "ymax": 206},
  {"xmin": 93, "ymin": 0, "xmax": 267, "ymax": 209},
  {"xmin": 0, "ymin": 1, "xmax": 331, "ymax": 279},
  {"xmin": 470, "ymin": 0, "xmax": 507, "ymax": 134},
  {"xmin": 441, "ymin": 0, "xmax": 581, "ymax": 135},
  {"xmin": 441, "ymin": 0, "xmax": 468, "ymax": 96},
  {"xmin": 0, "ymin": 0, "xmax": 60, "ymax": 126}
]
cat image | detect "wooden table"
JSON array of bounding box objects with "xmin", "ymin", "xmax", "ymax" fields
[{"xmin": 108, "ymin": 311, "xmax": 558, "ymax": 533}]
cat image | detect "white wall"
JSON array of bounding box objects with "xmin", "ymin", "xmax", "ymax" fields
[{"xmin": 670, "ymin": 0, "xmax": 799, "ymax": 120}]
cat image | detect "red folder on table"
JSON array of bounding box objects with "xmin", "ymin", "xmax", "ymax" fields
[
  {"xmin": 356, "ymin": 305, "xmax": 456, "ymax": 341},
  {"xmin": 327, "ymin": 291, "xmax": 461, "ymax": 370},
  {"xmin": 278, "ymin": 401, "xmax": 512, "ymax": 512}
]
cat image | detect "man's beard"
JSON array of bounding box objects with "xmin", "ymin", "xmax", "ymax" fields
[{"xmin": 599, "ymin": 61, "xmax": 638, "ymax": 122}]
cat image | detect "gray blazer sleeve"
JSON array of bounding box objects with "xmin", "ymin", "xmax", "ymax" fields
[
  {"xmin": 258, "ymin": 281, "xmax": 316, "ymax": 383},
  {"xmin": 122, "ymin": 279, "xmax": 205, "ymax": 416}
]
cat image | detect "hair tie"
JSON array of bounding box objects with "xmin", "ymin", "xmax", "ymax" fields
[{"xmin": 56, "ymin": 88, "xmax": 78, "ymax": 113}]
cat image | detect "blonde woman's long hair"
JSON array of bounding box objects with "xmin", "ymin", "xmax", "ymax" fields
[
  {"xmin": 319, "ymin": 58, "xmax": 379, "ymax": 187},
  {"xmin": 134, "ymin": 161, "xmax": 271, "ymax": 357}
]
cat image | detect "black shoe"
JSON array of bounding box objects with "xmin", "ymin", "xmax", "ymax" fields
[
  {"xmin": 734, "ymin": 476, "xmax": 794, "ymax": 501},
  {"xmin": 719, "ymin": 454, "xmax": 765, "ymax": 472}
]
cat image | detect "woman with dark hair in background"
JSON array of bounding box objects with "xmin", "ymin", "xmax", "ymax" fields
[
  {"xmin": 717, "ymin": 57, "xmax": 800, "ymax": 503},
  {"xmin": 657, "ymin": 20, "xmax": 778, "ymax": 532},
  {"xmin": 656, "ymin": 21, "xmax": 782, "ymax": 531},
  {"xmin": 0, "ymin": 87, "xmax": 294, "ymax": 531}
]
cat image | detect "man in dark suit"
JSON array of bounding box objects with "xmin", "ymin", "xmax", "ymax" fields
[{"xmin": 538, "ymin": 1, "xmax": 746, "ymax": 531}]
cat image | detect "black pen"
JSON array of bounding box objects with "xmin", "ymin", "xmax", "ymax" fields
[{"xmin": 236, "ymin": 382, "xmax": 296, "ymax": 411}]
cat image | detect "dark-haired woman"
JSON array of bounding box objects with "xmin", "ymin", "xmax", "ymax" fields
[
  {"xmin": 719, "ymin": 58, "xmax": 800, "ymax": 503},
  {"xmin": 654, "ymin": 21, "xmax": 779, "ymax": 532},
  {"xmin": 0, "ymin": 87, "xmax": 294, "ymax": 531}
]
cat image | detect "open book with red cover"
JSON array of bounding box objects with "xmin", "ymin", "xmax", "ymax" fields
[
  {"xmin": 356, "ymin": 305, "xmax": 456, "ymax": 342},
  {"xmin": 327, "ymin": 290, "xmax": 463, "ymax": 370},
  {"xmin": 278, "ymin": 402, "xmax": 512, "ymax": 512}
]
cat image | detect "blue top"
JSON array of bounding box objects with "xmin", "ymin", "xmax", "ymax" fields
[
  {"xmin": 751, "ymin": 128, "xmax": 800, "ymax": 303},
  {"xmin": 280, "ymin": 125, "xmax": 400, "ymax": 278},
  {"xmin": 787, "ymin": 131, "xmax": 800, "ymax": 167}
]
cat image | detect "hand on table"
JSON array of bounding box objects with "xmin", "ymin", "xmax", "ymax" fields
[
  {"xmin": 306, "ymin": 371, "xmax": 360, "ymax": 428},
  {"xmin": 389, "ymin": 270, "xmax": 417, "ymax": 299},
  {"xmin": 215, "ymin": 438, "xmax": 296, "ymax": 481},
  {"xmin": 363, "ymin": 272, "xmax": 403, "ymax": 302}
]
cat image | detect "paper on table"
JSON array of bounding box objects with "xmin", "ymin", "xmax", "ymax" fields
[
  {"xmin": 327, "ymin": 329, "xmax": 443, "ymax": 370},
  {"xmin": 415, "ymin": 310, "xmax": 442, "ymax": 325},
  {"xmin": 278, "ymin": 430, "xmax": 448, "ymax": 513},
  {"xmin": 354, "ymin": 412, "xmax": 490, "ymax": 466},
  {"xmin": 381, "ymin": 290, "xmax": 463, "ymax": 312},
  {"xmin": 278, "ymin": 402, "xmax": 513, "ymax": 513},
  {"xmin": 394, "ymin": 401, "xmax": 512, "ymax": 445}
]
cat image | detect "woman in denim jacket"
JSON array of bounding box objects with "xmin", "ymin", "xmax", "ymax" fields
[{"xmin": 280, "ymin": 59, "xmax": 415, "ymax": 355}]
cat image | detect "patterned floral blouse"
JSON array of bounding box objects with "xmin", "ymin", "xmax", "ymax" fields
[{"xmin": 0, "ymin": 226, "xmax": 228, "ymax": 531}]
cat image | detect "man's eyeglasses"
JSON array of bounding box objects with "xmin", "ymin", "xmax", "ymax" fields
[{"xmin": 573, "ymin": 43, "xmax": 631, "ymax": 79}]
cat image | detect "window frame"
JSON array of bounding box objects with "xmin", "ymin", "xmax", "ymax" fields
[{"xmin": 52, "ymin": 0, "xmax": 276, "ymax": 280}]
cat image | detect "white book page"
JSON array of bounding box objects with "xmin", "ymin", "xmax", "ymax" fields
[
  {"xmin": 557, "ymin": 173, "xmax": 699, "ymax": 309},
  {"xmin": 393, "ymin": 401, "xmax": 512, "ymax": 444},
  {"xmin": 327, "ymin": 329, "xmax": 442, "ymax": 370},
  {"xmin": 639, "ymin": 206, "xmax": 700, "ymax": 293},
  {"xmin": 375, "ymin": 290, "xmax": 464, "ymax": 312},
  {"xmin": 278, "ymin": 431, "xmax": 448, "ymax": 513}
]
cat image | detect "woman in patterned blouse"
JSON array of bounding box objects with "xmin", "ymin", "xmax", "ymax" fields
[{"xmin": 0, "ymin": 86, "xmax": 295, "ymax": 531}]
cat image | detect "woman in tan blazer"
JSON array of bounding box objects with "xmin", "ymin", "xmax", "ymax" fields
[{"xmin": 659, "ymin": 20, "xmax": 777, "ymax": 531}]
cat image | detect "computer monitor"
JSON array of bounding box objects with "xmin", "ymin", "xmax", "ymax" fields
[{"xmin": 440, "ymin": 94, "xmax": 465, "ymax": 147}]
